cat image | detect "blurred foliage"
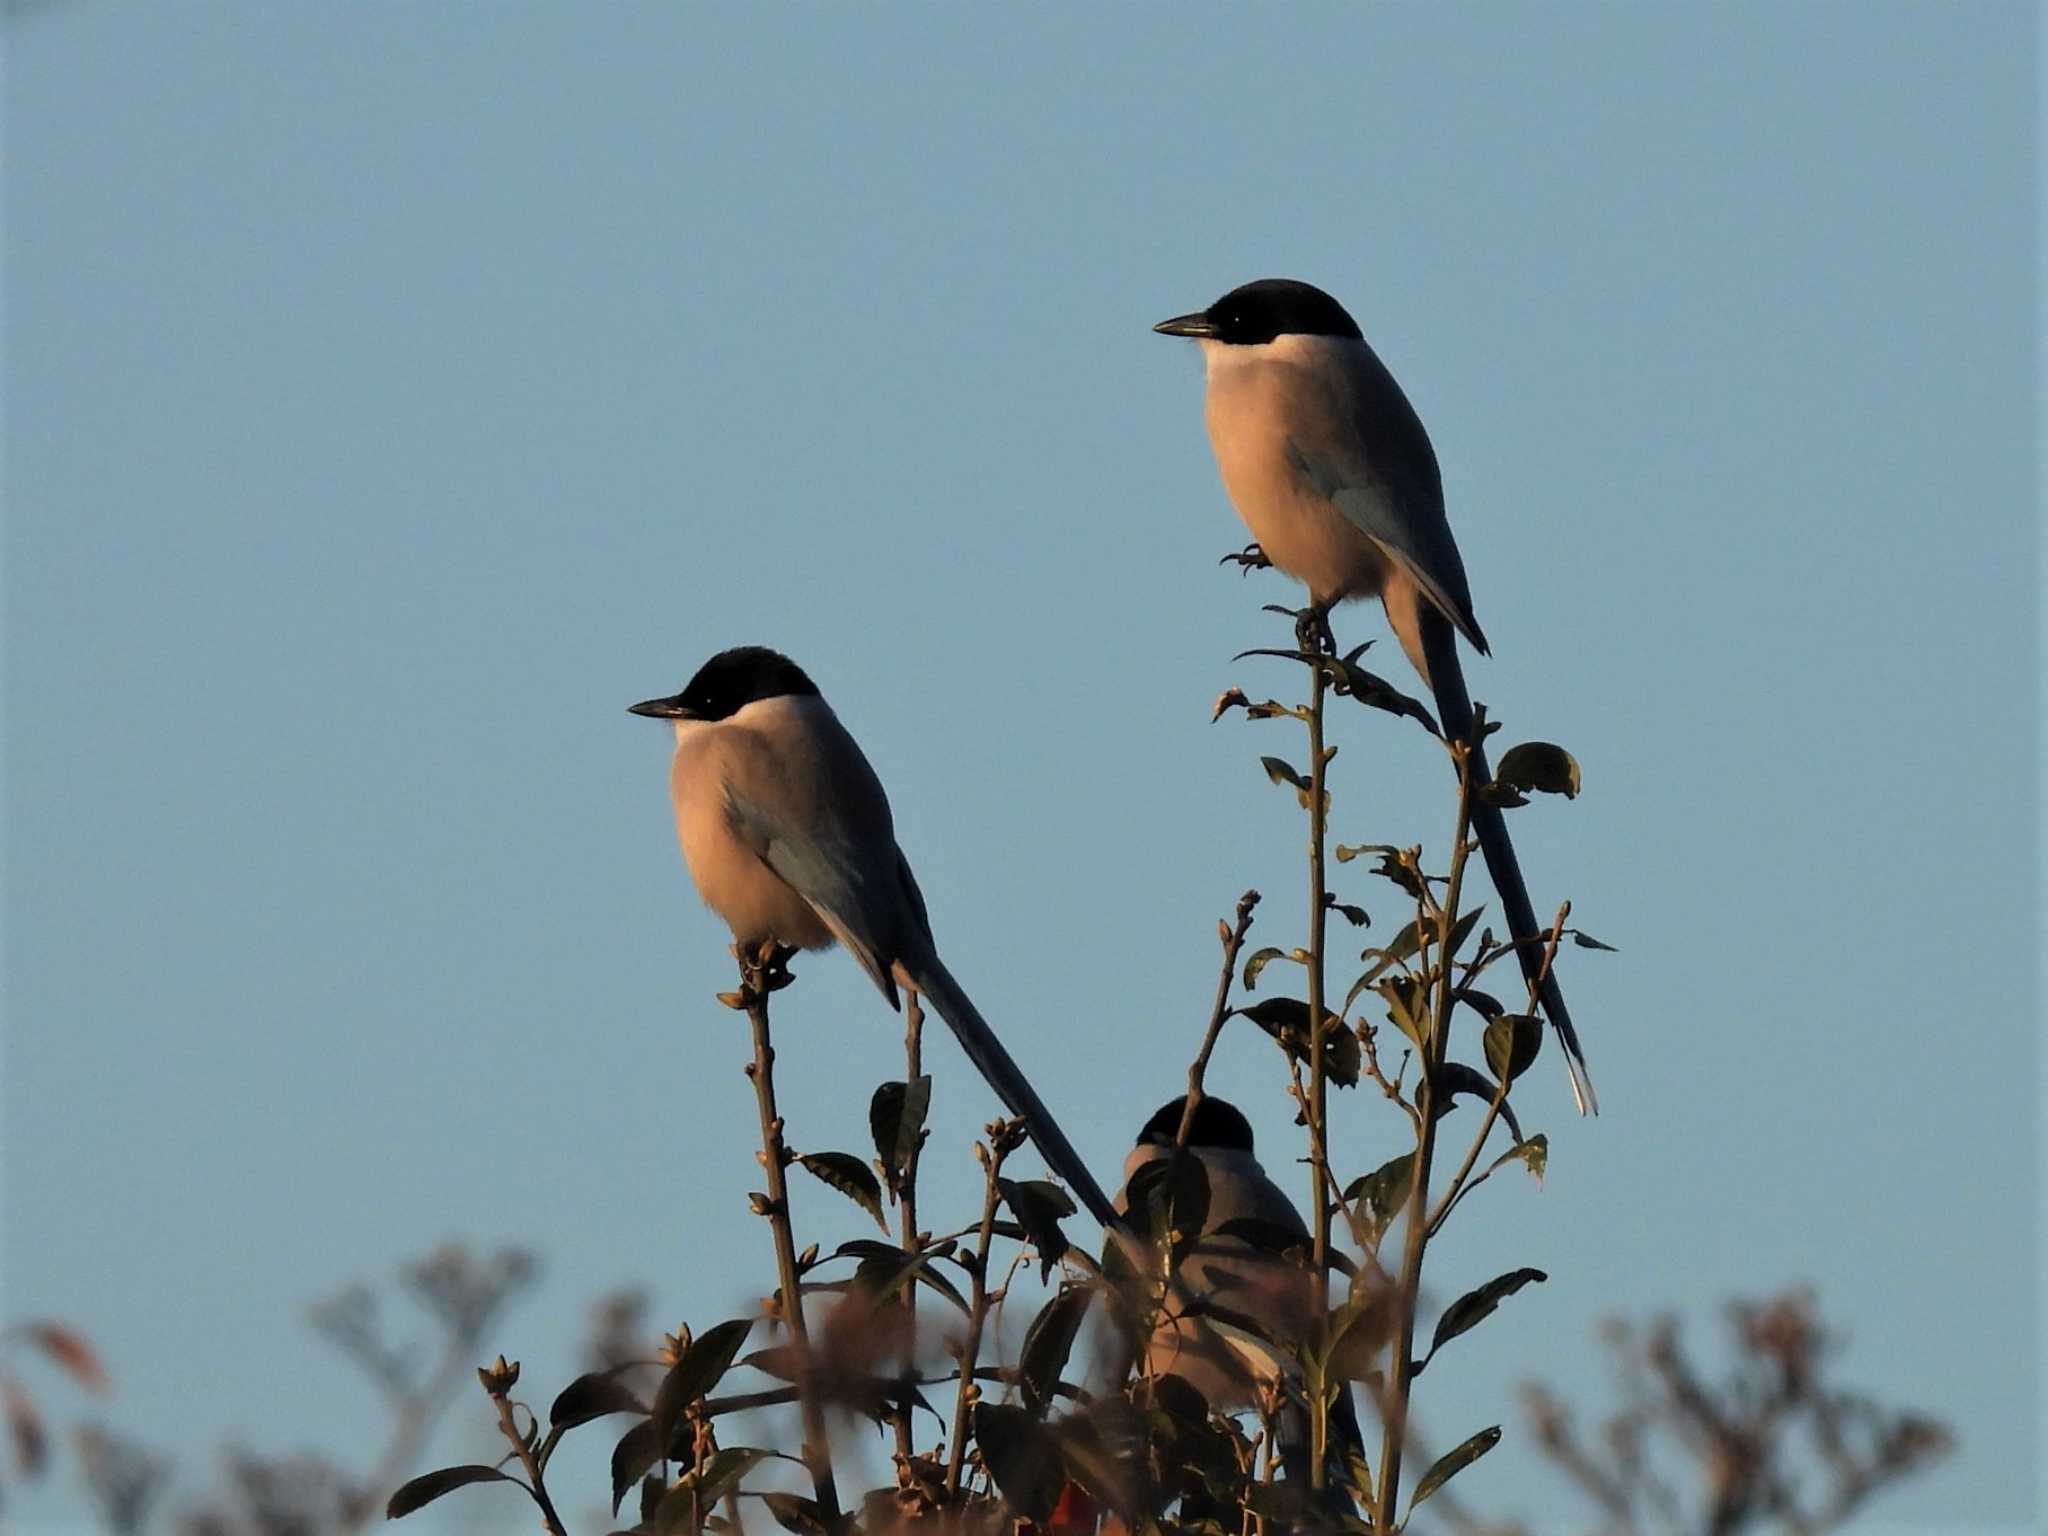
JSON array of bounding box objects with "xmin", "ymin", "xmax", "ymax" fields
[{"xmin": 1515, "ymin": 1290, "xmax": 1951, "ymax": 1536}]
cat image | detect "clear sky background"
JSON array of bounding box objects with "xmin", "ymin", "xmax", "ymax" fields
[{"xmin": 3, "ymin": 4, "xmax": 2037, "ymax": 1533}]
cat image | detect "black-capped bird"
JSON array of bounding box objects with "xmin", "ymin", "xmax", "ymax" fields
[
  {"xmin": 631, "ymin": 646, "xmax": 1118, "ymax": 1225},
  {"xmin": 1155, "ymin": 280, "xmax": 1596, "ymax": 1113}
]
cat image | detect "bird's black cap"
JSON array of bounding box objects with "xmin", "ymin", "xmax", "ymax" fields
[
  {"xmin": 629, "ymin": 646, "xmax": 821, "ymax": 722},
  {"xmin": 1153, "ymin": 278, "xmax": 1364, "ymax": 346},
  {"xmin": 1138, "ymin": 1096, "xmax": 1256, "ymax": 1153}
]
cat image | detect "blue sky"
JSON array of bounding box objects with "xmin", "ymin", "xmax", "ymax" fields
[{"xmin": 3, "ymin": 4, "xmax": 2037, "ymax": 1533}]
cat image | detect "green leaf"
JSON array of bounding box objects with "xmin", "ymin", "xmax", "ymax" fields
[
  {"xmin": 1377, "ymin": 975, "xmax": 1429, "ymax": 1049},
  {"xmin": 1018, "ymin": 1285, "xmax": 1093, "ymax": 1415},
  {"xmin": 1432, "ymin": 1062, "xmax": 1525, "ymax": 1145},
  {"xmin": 386, "ymin": 1466, "xmax": 518, "ymax": 1520},
  {"xmin": 1235, "ymin": 997, "xmax": 1361, "ymax": 1088},
  {"xmin": 1240, "ymin": 1481, "xmax": 1324, "ymax": 1524},
  {"xmin": 1342, "ymin": 1153, "xmax": 1415, "ymax": 1248},
  {"xmin": 694, "ymin": 1447, "xmax": 772, "ymax": 1510},
  {"xmin": 550, "ymin": 1369, "xmax": 649, "ymax": 1431},
  {"xmin": 754, "ymin": 1493, "xmax": 830, "ymax": 1536},
  {"xmin": 737, "ymin": 1345, "xmax": 802, "ymax": 1381},
  {"xmin": 1241, "ymin": 946, "xmax": 1290, "ymax": 990},
  {"xmin": 998, "ymin": 1177, "xmax": 1076, "ymax": 1280},
  {"xmin": 1482, "ymin": 1013, "xmax": 1543, "ymax": 1084},
  {"xmin": 650, "ymin": 1477, "xmax": 707, "ymax": 1536},
  {"xmin": 1259, "ymin": 755, "xmax": 1309, "ymax": 793},
  {"xmin": 854, "ymin": 1251, "xmax": 971, "ymax": 1315},
  {"xmin": 1321, "ymin": 653, "xmax": 1440, "ymax": 735},
  {"xmin": 611, "ymin": 1420, "xmax": 661, "ymax": 1515},
  {"xmin": 1408, "ymin": 1425, "xmax": 1502, "ymax": 1511},
  {"xmin": 868, "ymin": 1077, "xmax": 932, "ymax": 1178},
  {"xmin": 1493, "ymin": 742, "xmax": 1580, "ymax": 799},
  {"xmin": 649, "ymin": 1319, "xmax": 753, "ymax": 1463},
  {"xmin": 797, "ymin": 1152, "xmax": 887, "ymax": 1232},
  {"xmin": 973, "ymin": 1402, "xmax": 1064, "ymax": 1521},
  {"xmin": 1211, "ymin": 1216, "xmax": 1311, "ymax": 1261},
  {"xmin": 1363, "ymin": 907, "xmax": 1483, "ymax": 991},
  {"xmin": 1427, "ymin": 1270, "xmax": 1546, "ymax": 1364},
  {"xmin": 1124, "ymin": 1152, "xmax": 1211, "ymax": 1254}
]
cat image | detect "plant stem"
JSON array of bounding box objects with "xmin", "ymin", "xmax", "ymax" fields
[
  {"xmin": 1172, "ymin": 889, "xmax": 1261, "ymax": 1151},
  {"xmin": 944, "ymin": 1125, "xmax": 1015, "ymax": 1495},
  {"xmin": 1374, "ymin": 739, "xmax": 1476, "ymax": 1528},
  {"xmin": 1428, "ymin": 903, "xmax": 1571, "ymax": 1236},
  {"xmin": 737, "ymin": 944, "xmax": 843, "ymax": 1523},
  {"xmin": 488, "ymin": 1394, "xmax": 567, "ymax": 1536},
  {"xmin": 891, "ymin": 994, "xmax": 926, "ymax": 1464},
  {"xmin": 1304, "ymin": 649, "xmax": 1333, "ymax": 1488}
]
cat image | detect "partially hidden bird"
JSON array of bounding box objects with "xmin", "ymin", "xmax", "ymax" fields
[
  {"xmin": 1113, "ymin": 1096, "xmax": 1370, "ymax": 1501},
  {"xmin": 1154, "ymin": 278, "xmax": 1596, "ymax": 1113},
  {"xmin": 631, "ymin": 645, "xmax": 1121, "ymax": 1225}
]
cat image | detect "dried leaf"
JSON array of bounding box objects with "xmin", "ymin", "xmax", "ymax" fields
[
  {"xmin": 4, "ymin": 1376, "xmax": 46, "ymax": 1477},
  {"xmin": 1241, "ymin": 946, "xmax": 1290, "ymax": 990},
  {"xmin": 19, "ymin": 1325, "xmax": 109, "ymax": 1396}
]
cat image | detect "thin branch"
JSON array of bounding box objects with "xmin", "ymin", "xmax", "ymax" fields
[
  {"xmin": 890, "ymin": 993, "xmax": 926, "ymax": 1465},
  {"xmin": 1373, "ymin": 727, "xmax": 1477, "ymax": 1528},
  {"xmin": 1303, "ymin": 641, "xmax": 1334, "ymax": 1490},
  {"xmin": 1428, "ymin": 905, "xmax": 1569, "ymax": 1233},
  {"xmin": 944, "ymin": 1120, "xmax": 1020, "ymax": 1495},
  {"xmin": 735, "ymin": 942, "xmax": 843, "ymax": 1522},
  {"xmin": 1172, "ymin": 889, "xmax": 1262, "ymax": 1151}
]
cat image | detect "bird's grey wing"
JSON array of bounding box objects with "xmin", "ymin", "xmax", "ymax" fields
[
  {"xmin": 722, "ymin": 780, "xmax": 904, "ymax": 1007},
  {"xmin": 1285, "ymin": 340, "xmax": 1488, "ymax": 653}
]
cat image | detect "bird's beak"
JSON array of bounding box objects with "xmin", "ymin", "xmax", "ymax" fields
[
  {"xmin": 628, "ymin": 694, "xmax": 693, "ymax": 719},
  {"xmin": 1152, "ymin": 310, "xmax": 1218, "ymax": 339}
]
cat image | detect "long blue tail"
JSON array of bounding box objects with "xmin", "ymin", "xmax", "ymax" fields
[
  {"xmin": 1419, "ymin": 610, "xmax": 1597, "ymax": 1114},
  {"xmin": 900, "ymin": 949, "xmax": 1125, "ymax": 1227}
]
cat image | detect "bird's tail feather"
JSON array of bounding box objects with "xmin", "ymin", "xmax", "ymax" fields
[
  {"xmin": 1419, "ymin": 611, "xmax": 1598, "ymax": 1115},
  {"xmin": 899, "ymin": 949, "xmax": 1123, "ymax": 1229}
]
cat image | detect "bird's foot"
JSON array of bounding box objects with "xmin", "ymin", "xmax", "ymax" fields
[
  {"xmin": 1219, "ymin": 541, "xmax": 1273, "ymax": 575},
  {"xmin": 727, "ymin": 940, "xmax": 798, "ymax": 1006},
  {"xmin": 1294, "ymin": 605, "xmax": 1336, "ymax": 657}
]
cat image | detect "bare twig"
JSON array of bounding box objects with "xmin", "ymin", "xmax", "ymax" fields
[
  {"xmin": 734, "ymin": 941, "xmax": 843, "ymax": 1521},
  {"xmin": 1172, "ymin": 889, "xmax": 1262, "ymax": 1151},
  {"xmin": 944, "ymin": 1120, "xmax": 1022, "ymax": 1495}
]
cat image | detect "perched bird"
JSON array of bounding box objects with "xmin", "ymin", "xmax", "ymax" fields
[
  {"xmin": 1113, "ymin": 1096, "xmax": 1368, "ymax": 1499},
  {"xmin": 1154, "ymin": 279, "xmax": 1596, "ymax": 1113},
  {"xmin": 630, "ymin": 646, "xmax": 1117, "ymax": 1226}
]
